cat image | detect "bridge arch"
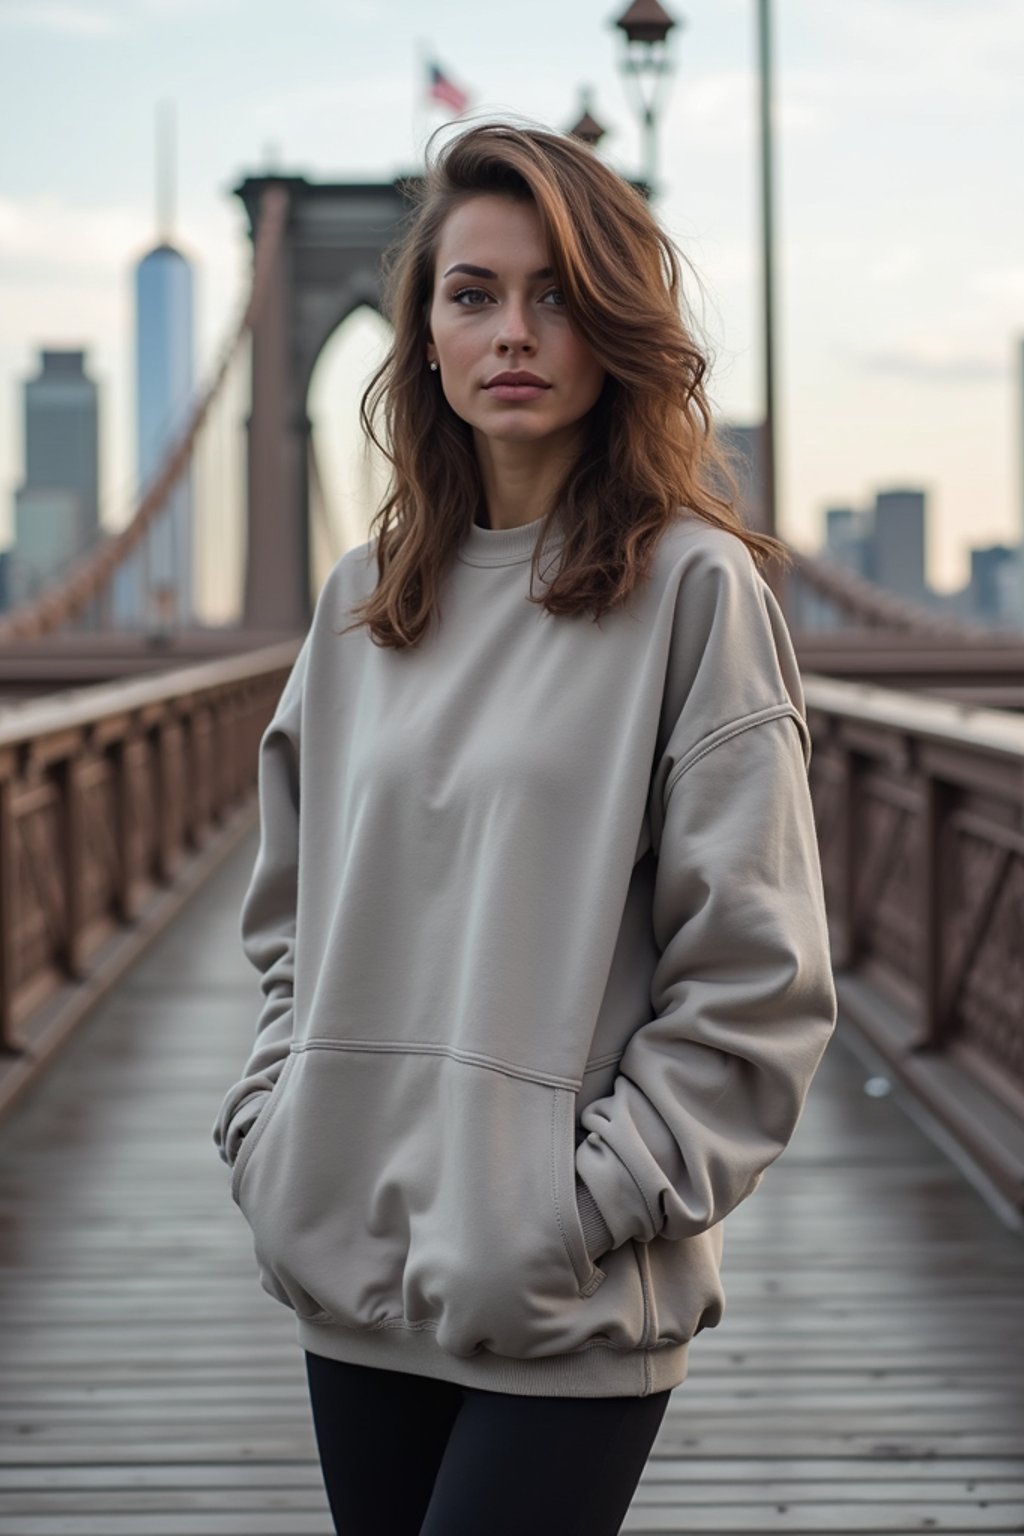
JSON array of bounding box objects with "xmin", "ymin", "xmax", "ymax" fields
[
  {"xmin": 236, "ymin": 174, "xmax": 417, "ymax": 629},
  {"xmin": 307, "ymin": 303, "xmax": 392, "ymax": 590}
]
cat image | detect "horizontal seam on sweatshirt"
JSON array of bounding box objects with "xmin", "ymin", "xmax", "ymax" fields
[
  {"xmin": 455, "ymin": 553, "xmax": 535, "ymax": 567},
  {"xmin": 308, "ymin": 1314, "xmax": 659, "ymax": 1354},
  {"xmin": 663, "ymin": 701, "xmax": 804, "ymax": 801},
  {"xmin": 291, "ymin": 1037, "xmax": 583, "ymax": 1091},
  {"xmin": 583, "ymin": 1050, "xmax": 623, "ymax": 1075}
]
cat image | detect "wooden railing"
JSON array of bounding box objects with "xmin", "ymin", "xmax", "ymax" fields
[
  {"xmin": 804, "ymin": 674, "xmax": 1024, "ymax": 1217},
  {"xmin": 2, "ymin": 644, "xmax": 1021, "ymax": 1219},
  {"xmin": 0, "ymin": 639, "xmax": 302, "ymax": 1114},
  {"xmin": 793, "ymin": 633, "xmax": 1024, "ymax": 712}
]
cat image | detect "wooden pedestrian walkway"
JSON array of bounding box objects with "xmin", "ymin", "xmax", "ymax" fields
[{"xmin": 0, "ymin": 828, "xmax": 1022, "ymax": 1534}]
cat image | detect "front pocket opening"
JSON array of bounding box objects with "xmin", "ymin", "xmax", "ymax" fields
[
  {"xmin": 550, "ymin": 1087, "xmax": 605, "ymax": 1298},
  {"xmin": 230, "ymin": 1053, "xmax": 297, "ymax": 1207}
]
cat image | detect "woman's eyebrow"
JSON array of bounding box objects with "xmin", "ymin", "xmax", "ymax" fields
[{"xmin": 442, "ymin": 263, "xmax": 555, "ymax": 280}]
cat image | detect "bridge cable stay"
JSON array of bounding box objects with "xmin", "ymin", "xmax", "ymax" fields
[{"xmin": 784, "ymin": 546, "xmax": 1003, "ymax": 642}]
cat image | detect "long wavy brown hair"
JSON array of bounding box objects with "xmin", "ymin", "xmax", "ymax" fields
[{"xmin": 342, "ymin": 117, "xmax": 791, "ymax": 649}]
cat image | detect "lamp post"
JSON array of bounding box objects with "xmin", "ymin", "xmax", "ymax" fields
[
  {"xmin": 612, "ymin": 0, "xmax": 680, "ymax": 198},
  {"xmin": 757, "ymin": 0, "xmax": 778, "ymax": 547}
]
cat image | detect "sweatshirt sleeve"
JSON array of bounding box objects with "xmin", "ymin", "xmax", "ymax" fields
[
  {"xmin": 211, "ymin": 630, "xmax": 311, "ymax": 1169},
  {"xmin": 573, "ymin": 534, "xmax": 838, "ymax": 1258}
]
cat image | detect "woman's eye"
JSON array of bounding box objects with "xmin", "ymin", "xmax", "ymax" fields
[{"xmin": 449, "ymin": 286, "xmax": 566, "ymax": 308}]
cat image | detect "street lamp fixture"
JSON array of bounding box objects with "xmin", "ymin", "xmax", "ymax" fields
[
  {"xmin": 613, "ymin": 0, "xmax": 681, "ymax": 197},
  {"xmin": 568, "ymin": 86, "xmax": 608, "ymax": 149}
]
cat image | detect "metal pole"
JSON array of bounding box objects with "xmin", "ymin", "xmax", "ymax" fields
[
  {"xmin": 757, "ymin": 0, "xmax": 778, "ymax": 546},
  {"xmin": 644, "ymin": 103, "xmax": 656, "ymax": 192}
]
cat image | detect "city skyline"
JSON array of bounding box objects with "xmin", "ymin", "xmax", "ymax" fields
[{"xmin": 1, "ymin": 0, "xmax": 1022, "ymax": 597}]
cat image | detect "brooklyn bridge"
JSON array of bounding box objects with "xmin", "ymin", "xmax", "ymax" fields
[{"xmin": 0, "ymin": 172, "xmax": 1021, "ymax": 1534}]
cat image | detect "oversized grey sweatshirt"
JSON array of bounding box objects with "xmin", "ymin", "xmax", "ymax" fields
[{"xmin": 211, "ymin": 506, "xmax": 837, "ymax": 1398}]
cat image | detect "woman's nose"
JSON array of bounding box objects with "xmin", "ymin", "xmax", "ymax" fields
[{"xmin": 494, "ymin": 299, "xmax": 536, "ymax": 352}]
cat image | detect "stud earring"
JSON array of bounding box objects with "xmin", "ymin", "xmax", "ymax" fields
[{"xmin": 429, "ymin": 360, "xmax": 438, "ymax": 371}]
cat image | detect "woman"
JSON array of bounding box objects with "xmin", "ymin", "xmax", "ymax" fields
[{"xmin": 212, "ymin": 119, "xmax": 837, "ymax": 1535}]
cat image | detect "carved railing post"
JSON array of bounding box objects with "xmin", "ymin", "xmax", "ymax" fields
[
  {"xmin": 153, "ymin": 710, "xmax": 183, "ymax": 886},
  {"xmin": 0, "ymin": 774, "xmax": 15, "ymax": 1054},
  {"xmin": 63, "ymin": 751, "xmax": 88, "ymax": 980},
  {"xmin": 190, "ymin": 704, "xmax": 214, "ymax": 848},
  {"xmin": 919, "ymin": 772, "xmax": 955, "ymax": 1053},
  {"xmin": 837, "ymin": 744, "xmax": 861, "ymax": 971},
  {"xmin": 113, "ymin": 732, "xmax": 135, "ymax": 925}
]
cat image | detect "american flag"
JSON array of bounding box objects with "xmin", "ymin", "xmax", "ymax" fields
[{"xmin": 427, "ymin": 60, "xmax": 470, "ymax": 115}]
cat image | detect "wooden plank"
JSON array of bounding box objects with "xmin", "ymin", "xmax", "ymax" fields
[
  {"xmin": 0, "ymin": 1458, "xmax": 1021, "ymax": 1489},
  {"xmin": 7, "ymin": 1483, "xmax": 1021, "ymax": 1519},
  {"xmin": 0, "ymin": 829, "xmax": 1022, "ymax": 1533}
]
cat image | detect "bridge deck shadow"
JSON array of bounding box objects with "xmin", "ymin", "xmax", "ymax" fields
[{"xmin": 0, "ymin": 829, "xmax": 1022, "ymax": 1533}]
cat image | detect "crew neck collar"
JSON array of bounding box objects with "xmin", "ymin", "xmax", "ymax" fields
[{"xmin": 456, "ymin": 508, "xmax": 567, "ymax": 567}]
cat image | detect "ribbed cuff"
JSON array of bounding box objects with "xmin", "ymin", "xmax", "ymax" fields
[{"xmin": 575, "ymin": 1175, "xmax": 614, "ymax": 1262}]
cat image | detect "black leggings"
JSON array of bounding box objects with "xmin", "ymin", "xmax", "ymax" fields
[{"xmin": 304, "ymin": 1350, "xmax": 672, "ymax": 1536}]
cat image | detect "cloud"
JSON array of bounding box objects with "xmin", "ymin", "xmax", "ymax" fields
[
  {"xmin": 259, "ymin": 73, "xmax": 418, "ymax": 125},
  {"xmin": 859, "ymin": 343, "xmax": 1007, "ymax": 381},
  {"xmin": 683, "ymin": 70, "xmax": 752, "ymax": 127},
  {"xmin": 865, "ymin": 245, "xmax": 923, "ymax": 286},
  {"xmin": 0, "ymin": 194, "xmax": 149, "ymax": 278},
  {"xmin": 672, "ymin": 66, "xmax": 821, "ymax": 154},
  {"xmin": 0, "ymin": 288, "xmax": 123, "ymax": 358},
  {"xmin": 970, "ymin": 266, "xmax": 1024, "ymax": 308},
  {"xmin": 0, "ymin": 0, "xmax": 239, "ymax": 35},
  {"xmin": 0, "ymin": 2, "xmax": 122, "ymax": 35},
  {"xmin": 793, "ymin": 0, "xmax": 1024, "ymax": 114},
  {"xmin": 0, "ymin": 193, "xmax": 245, "ymax": 288}
]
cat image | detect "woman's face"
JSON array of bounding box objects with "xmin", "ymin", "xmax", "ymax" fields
[{"xmin": 425, "ymin": 193, "xmax": 606, "ymax": 448}]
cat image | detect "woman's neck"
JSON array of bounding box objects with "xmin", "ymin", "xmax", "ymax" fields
[{"xmin": 472, "ymin": 423, "xmax": 583, "ymax": 531}]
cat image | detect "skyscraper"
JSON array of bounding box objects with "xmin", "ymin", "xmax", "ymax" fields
[
  {"xmin": 111, "ymin": 100, "xmax": 196, "ymax": 630},
  {"xmin": 872, "ymin": 488, "xmax": 927, "ymax": 602},
  {"xmin": 969, "ymin": 544, "xmax": 1017, "ymax": 626},
  {"xmin": 823, "ymin": 506, "xmax": 872, "ymax": 578},
  {"xmin": 716, "ymin": 422, "xmax": 766, "ymax": 533},
  {"xmin": 6, "ymin": 349, "xmax": 101, "ymax": 625}
]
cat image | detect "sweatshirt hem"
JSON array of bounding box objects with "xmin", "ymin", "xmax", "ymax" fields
[{"xmin": 294, "ymin": 1315, "xmax": 688, "ymax": 1398}]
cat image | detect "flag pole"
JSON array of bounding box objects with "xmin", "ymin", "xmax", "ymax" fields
[{"xmin": 413, "ymin": 36, "xmax": 430, "ymax": 169}]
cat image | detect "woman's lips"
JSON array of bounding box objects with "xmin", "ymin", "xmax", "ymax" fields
[{"xmin": 484, "ymin": 383, "xmax": 550, "ymax": 401}]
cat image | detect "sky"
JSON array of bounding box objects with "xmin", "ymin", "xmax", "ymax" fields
[{"xmin": 1, "ymin": 0, "xmax": 1022, "ymax": 618}]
